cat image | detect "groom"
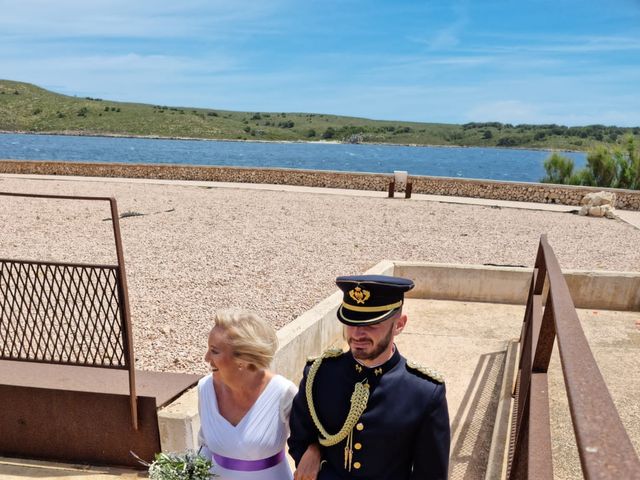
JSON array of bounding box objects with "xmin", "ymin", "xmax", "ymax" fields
[{"xmin": 288, "ymin": 274, "xmax": 450, "ymax": 480}]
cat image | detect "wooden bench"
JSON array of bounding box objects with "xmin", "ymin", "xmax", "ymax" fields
[{"xmin": 0, "ymin": 192, "xmax": 200, "ymax": 468}]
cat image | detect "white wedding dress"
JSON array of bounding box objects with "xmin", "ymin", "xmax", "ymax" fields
[{"xmin": 198, "ymin": 374, "xmax": 297, "ymax": 479}]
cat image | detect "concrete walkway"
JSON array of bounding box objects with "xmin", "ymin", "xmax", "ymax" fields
[
  {"xmin": 4, "ymin": 172, "xmax": 639, "ymax": 229},
  {"xmin": 399, "ymin": 299, "xmax": 524, "ymax": 480}
]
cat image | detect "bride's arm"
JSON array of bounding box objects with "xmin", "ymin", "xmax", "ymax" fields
[{"xmin": 197, "ymin": 427, "xmax": 214, "ymax": 459}]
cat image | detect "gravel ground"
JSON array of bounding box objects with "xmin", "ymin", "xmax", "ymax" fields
[{"xmin": 1, "ymin": 175, "xmax": 639, "ymax": 375}]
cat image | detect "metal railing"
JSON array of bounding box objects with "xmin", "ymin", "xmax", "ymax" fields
[
  {"xmin": 507, "ymin": 235, "xmax": 639, "ymax": 479},
  {"xmin": 0, "ymin": 192, "xmax": 138, "ymax": 429}
]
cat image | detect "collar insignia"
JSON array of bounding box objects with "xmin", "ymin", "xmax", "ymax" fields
[
  {"xmin": 374, "ymin": 368, "xmax": 383, "ymax": 376},
  {"xmin": 355, "ymin": 363, "xmax": 363, "ymax": 373},
  {"xmin": 349, "ymin": 286, "xmax": 371, "ymax": 304}
]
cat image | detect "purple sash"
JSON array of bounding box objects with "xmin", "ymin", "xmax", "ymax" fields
[{"xmin": 212, "ymin": 449, "xmax": 285, "ymax": 471}]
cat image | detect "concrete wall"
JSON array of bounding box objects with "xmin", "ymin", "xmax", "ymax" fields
[
  {"xmin": 157, "ymin": 387, "xmax": 199, "ymax": 453},
  {"xmin": 394, "ymin": 261, "xmax": 640, "ymax": 311},
  {"xmin": 2, "ymin": 159, "xmax": 640, "ymax": 210},
  {"xmin": 395, "ymin": 262, "xmax": 533, "ymax": 305},
  {"xmin": 563, "ymin": 270, "xmax": 640, "ymax": 311}
]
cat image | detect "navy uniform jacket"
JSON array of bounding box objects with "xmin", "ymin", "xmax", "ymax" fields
[{"xmin": 288, "ymin": 347, "xmax": 450, "ymax": 480}]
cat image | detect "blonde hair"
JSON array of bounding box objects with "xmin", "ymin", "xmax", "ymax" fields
[{"xmin": 212, "ymin": 309, "xmax": 278, "ymax": 370}]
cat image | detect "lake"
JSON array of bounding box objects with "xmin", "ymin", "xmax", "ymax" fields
[{"xmin": 0, "ymin": 133, "xmax": 587, "ymax": 183}]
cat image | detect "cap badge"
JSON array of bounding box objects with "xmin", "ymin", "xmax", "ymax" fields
[{"xmin": 349, "ymin": 286, "xmax": 370, "ymax": 304}]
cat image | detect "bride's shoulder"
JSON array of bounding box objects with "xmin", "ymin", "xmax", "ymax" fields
[
  {"xmin": 271, "ymin": 374, "xmax": 298, "ymax": 399},
  {"xmin": 197, "ymin": 373, "xmax": 213, "ymax": 390},
  {"xmin": 273, "ymin": 373, "xmax": 296, "ymax": 388}
]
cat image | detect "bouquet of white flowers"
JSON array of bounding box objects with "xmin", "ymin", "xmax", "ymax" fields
[{"xmin": 132, "ymin": 449, "xmax": 216, "ymax": 479}]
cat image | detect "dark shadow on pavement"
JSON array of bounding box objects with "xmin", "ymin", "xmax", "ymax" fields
[{"xmin": 449, "ymin": 350, "xmax": 506, "ymax": 480}]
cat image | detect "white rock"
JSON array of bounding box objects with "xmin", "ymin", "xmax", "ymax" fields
[
  {"xmin": 588, "ymin": 206, "xmax": 605, "ymax": 217},
  {"xmin": 581, "ymin": 191, "xmax": 616, "ymax": 207},
  {"xmin": 578, "ymin": 192, "xmax": 618, "ymax": 218}
]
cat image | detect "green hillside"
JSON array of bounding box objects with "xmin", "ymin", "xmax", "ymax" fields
[{"xmin": 1, "ymin": 79, "xmax": 638, "ymax": 150}]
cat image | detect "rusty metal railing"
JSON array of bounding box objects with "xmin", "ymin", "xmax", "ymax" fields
[
  {"xmin": 0, "ymin": 192, "xmax": 138, "ymax": 430},
  {"xmin": 507, "ymin": 235, "xmax": 639, "ymax": 479}
]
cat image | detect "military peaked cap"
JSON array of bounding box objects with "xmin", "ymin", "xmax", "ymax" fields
[{"xmin": 336, "ymin": 274, "xmax": 414, "ymax": 326}]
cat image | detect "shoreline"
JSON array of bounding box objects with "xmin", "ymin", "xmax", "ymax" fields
[{"xmin": 0, "ymin": 129, "xmax": 585, "ymax": 154}]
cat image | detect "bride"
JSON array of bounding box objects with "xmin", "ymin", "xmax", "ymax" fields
[{"xmin": 198, "ymin": 309, "xmax": 297, "ymax": 479}]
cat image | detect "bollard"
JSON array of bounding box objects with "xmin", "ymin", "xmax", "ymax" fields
[{"xmin": 389, "ymin": 171, "xmax": 411, "ymax": 199}]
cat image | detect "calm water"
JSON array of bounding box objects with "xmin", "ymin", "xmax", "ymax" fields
[{"xmin": 0, "ymin": 133, "xmax": 587, "ymax": 182}]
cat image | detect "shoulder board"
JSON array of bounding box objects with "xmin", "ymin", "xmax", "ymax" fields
[
  {"xmin": 406, "ymin": 360, "xmax": 445, "ymax": 383},
  {"xmin": 306, "ymin": 348, "xmax": 344, "ymax": 364}
]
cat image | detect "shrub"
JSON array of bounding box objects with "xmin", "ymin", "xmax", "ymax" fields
[
  {"xmin": 541, "ymin": 135, "xmax": 640, "ymax": 189},
  {"xmin": 542, "ymin": 153, "xmax": 575, "ymax": 184},
  {"xmin": 585, "ymin": 145, "xmax": 617, "ymax": 186},
  {"xmin": 534, "ymin": 132, "xmax": 546, "ymax": 141},
  {"xmin": 497, "ymin": 136, "xmax": 518, "ymax": 147},
  {"xmin": 322, "ymin": 127, "xmax": 336, "ymax": 139}
]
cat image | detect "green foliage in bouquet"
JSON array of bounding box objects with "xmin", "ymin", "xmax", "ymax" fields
[{"xmin": 134, "ymin": 449, "xmax": 216, "ymax": 480}]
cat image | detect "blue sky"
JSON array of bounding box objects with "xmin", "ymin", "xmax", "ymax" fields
[{"xmin": 1, "ymin": 0, "xmax": 639, "ymax": 126}]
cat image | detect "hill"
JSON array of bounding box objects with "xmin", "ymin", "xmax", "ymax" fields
[{"xmin": 1, "ymin": 80, "xmax": 638, "ymax": 150}]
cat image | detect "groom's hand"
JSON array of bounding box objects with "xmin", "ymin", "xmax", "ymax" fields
[{"xmin": 293, "ymin": 443, "xmax": 322, "ymax": 480}]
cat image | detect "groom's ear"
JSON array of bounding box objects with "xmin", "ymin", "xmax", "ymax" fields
[{"xmin": 393, "ymin": 313, "xmax": 407, "ymax": 335}]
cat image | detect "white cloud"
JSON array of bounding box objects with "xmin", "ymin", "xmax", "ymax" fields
[
  {"xmin": 0, "ymin": 0, "xmax": 284, "ymax": 39},
  {"xmin": 470, "ymin": 34, "xmax": 640, "ymax": 55},
  {"xmin": 408, "ymin": 2, "xmax": 469, "ymax": 51},
  {"xmin": 427, "ymin": 30, "xmax": 461, "ymax": 51}
]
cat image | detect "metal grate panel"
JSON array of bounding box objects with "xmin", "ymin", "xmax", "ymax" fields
[{"xmin": 0, "ymin": 259, "xmax": 127, "ymax": 368}]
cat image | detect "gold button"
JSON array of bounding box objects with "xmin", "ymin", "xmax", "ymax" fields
[
  {"xmin": 354, "ymin": 442, "xmax": 362, "ymax": 450},
  {"xmin": 356, "ymin": 422, "xmax": 364, "ymax": 431},
  {"xmin": 353, "ymin": 462, "xmax": 361, "ymax": 469}
]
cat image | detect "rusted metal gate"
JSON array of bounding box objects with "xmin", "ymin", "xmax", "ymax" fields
[
  {"xmin": 0, "ymin": 192, "xmax": 199, "ymax": 467},
  {"xmin": 507, "ymin": 235, "xmax": 640, "ymax": 479}
]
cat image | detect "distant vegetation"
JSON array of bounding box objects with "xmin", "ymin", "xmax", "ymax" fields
[
  {"xmin": 542, "ymin": 135, "xmax": 640, "ymax": 189},
  {"xmin": 1, "ymin": 79, "xmax": 639, "ymax": 152}
]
